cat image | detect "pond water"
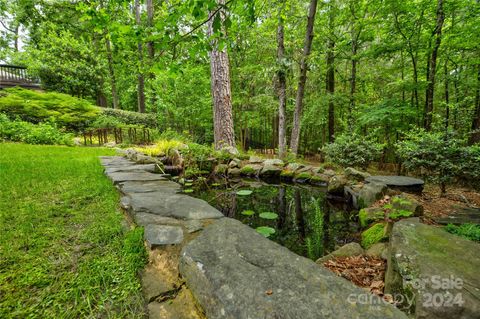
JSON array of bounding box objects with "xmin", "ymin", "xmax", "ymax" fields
[{"xmin": 189, "ymin": 178, "xmax": 360, "ymax": 261}]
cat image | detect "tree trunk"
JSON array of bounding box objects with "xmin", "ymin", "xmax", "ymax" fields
[
  {"xmin": 289, "ymin": 0, "xmax": 318, "ymax": 154},
  {"xmin": 135, "ymin": 0, "xmax": 146, "ymax": 113},
  {"xmin": 146, "ymin": 0, "xmax": 154, "ymax": 60},
  {"xmin": 104, "ymin": 32, "xmax": 120, "ymax": 109},
  {"xmin": 277, "ymin": 1, "xmax": 287, "ymax": 158},
  {"xmin": 208, "ymin": 0, "xmax": 235, "ymax": 150},
  {"xmin": 444, "ymin": 61, "xmax": 450, "ymax": 132},
  {"xmin": 469, "ymin": 64, "xmax": 480, "ymax": 144},
  {"xmin": 326, "ymin": 4, "xmax": 335, "ymax": 143},
  {"xmin": 424, "ymin": 0, "xmax": 444, "ymax": 131},
  {"xmin": 349, "ymin": 38, "xmax": 357, "ymax": 131}
]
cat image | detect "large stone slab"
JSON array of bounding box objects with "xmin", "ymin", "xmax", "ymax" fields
[
  {"xmin": 106, "ymin": 171, "xmax": 167, "ymax": 184},
  {"xmin": 99, "ymin": 156, "xmax": 133, "ymax": 166},
  {"xmin": 180, "ymin": 218, "xmax": 407, "ymax": 319},
  {"xmin": 144, "ymin": 224, "xmax": 184, "ymax": 248},
  {"xmin": 119, "ymin": 180, "xmax": 181, "ymax": 194},
  {"xmin": 366, "ymin": 176, "xmax": 424, "ymax": 193},
  {"xmin": 385, "ymin": 218, "xmax": 480, "ymax": 318},
  {"xmin": 129, "ymin": 191, "xmax": 224, "ymax": 220},
  {"xmin": 104, "ymin": 163, "xmax": 157, "ymax": 174},
  {"xmin": 434, "ymin": 207, "xmax": 480, "ymax": 225}
]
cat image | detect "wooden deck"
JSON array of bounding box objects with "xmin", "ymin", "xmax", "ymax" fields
[{"xmin": 0, "ymin": 64, "xmax": 41, "ymax": 90}]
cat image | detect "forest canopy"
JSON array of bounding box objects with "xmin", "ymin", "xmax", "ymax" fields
[{"xmin": 1, "ymin": 0, "xmax": 479, "ymax": 154}]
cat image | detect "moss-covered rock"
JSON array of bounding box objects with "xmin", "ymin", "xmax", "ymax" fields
[
  {"xmin": 327, "ymin": 175, "xmax": 348, "ymax": 194},
  {"xmin": 361, "ymin": 222, "xmax": 388, "ymax": 249},
  {"xmin": 280, "ymin": 169, "xmax": 295, "ymax": 180},
  {"xmin": 214, "ymin": 163, "xmax": 228, "ymax": 175},
  {"xmin": 311, "ymin": 173, "xmax": 329, "ymax": 186},
  {"xmin": 315, "ymin": 242, "xmax": 364, "ymax": 264},
  {"xmin": 240, "ymin": 164, "xmax": 262, "ymax": 176},
  {"xmin": 359, "ymin": 207, "xmax": 385, "ymax": 228},
  {"xmin": 294, "ymin": 172, "xmax": 312, "ymax": 183},
  {"xmin": 391, "ymin": 195, "xmax": 423, "ymax": 216},
  {"xmin": 385, "ymin": 218, "xmax": 480, "ymax": 318}
]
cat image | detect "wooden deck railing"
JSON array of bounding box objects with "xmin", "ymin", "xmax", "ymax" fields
[{"xmin": 0, "ymin": 64, "xmax": 40, "ymax": 88}]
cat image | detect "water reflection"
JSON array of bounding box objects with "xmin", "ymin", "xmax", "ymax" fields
[{"xmin": 192, "ymin": 179, "xmax": 360, "ymax": 260}]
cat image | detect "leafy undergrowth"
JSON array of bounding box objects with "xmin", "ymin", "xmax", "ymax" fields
[
  {"xmin": 323, "ymin": 256, "xmax": 386, "ymax": 296},
  {"xmin": 0, "ymin": 143, "xmax": 146, "ymax": 318},
  {"xmin": 444, "ymin": 223, "xmax": 480, "ymax": 242}
]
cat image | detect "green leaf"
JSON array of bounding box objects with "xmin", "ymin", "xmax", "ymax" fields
[
  {"xmin": 259, "ymin": 212, "xmax": 278, "ymax": 220},
  {"xmin": 256, "ymin": 226, "xmax": 276, "ymax": 237},
  {"xmin": 236, "ymin": 189, "xmax": 253, "ymax": 196},
  {"xmin": 241, "ymin": 210, "xmax": 255, "ymax": 216}
]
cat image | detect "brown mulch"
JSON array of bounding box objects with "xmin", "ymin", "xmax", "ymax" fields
[
  {"xmin": 323, "ymin": 255, "xmax": 386, "ymax": 297},
  {"xmin": 404, "ymin": 185, "xmax": 480, "ymax": 219}
]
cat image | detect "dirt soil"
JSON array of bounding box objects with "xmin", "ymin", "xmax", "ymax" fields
[{"xmin": 404, "ymin": 184, "xmax": 480, "ymax": 220}]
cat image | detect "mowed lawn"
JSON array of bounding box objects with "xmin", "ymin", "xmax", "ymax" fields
[{"xmin": 0, "ymin": 144, "xmax": 146, "ymax": 318}]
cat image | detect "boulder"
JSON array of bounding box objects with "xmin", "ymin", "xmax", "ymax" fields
[
  {"xmin": 315, "ymin": 242, "xmax": 365, "ymax": 264},
  {"xmin": 293, "ymin": 172, "xmax": 312, "ymax": 183},
  {"xmin": 180, "ymin": 218, "xmax": 407, "ymax": 319},
  {"xmin": 228, "ymin": 158, "xmax": 241, "ymax": 168},
  {"xmin": 434, "ymin": 207, "xmax": 480, "ymax": 225},
  {"xmin": 240, "ymin": 164, "xmax": 262, "ymax": 176},
  {"xmin": 357, "ymin": 182, "xmax": 388, "ymax": 208},
  {"xmin": 227, "ymin": 167, "xmax": 241, "ymax": 176},
  {"xmin": 297, "ymin": 165, "xmax": 313, "ymax": 174},
  {"xmin": 327, "ymin": 175, "xmax": 348, "ymax": 194},
  {"xmin": 263, "ymin": 158, "xmax": 284, "ymax": 166},
  {"xmin": 285, "ymin": 162, "xmax": 304, "ymax": 172},
  {"xmin": 385, "ymin": 218, "xmax": 480, "ymax": 318},
  {"xmin": 323, "ymin": 169, "xmax": 336, "ymax": 177},
  {"xmin": 136, "ymin": 154, "xmax": 158, "ymax": 164},
  {"xmin": 221, "ymin": 146, "xmax": 240, "ymax": 157},
  {"xmin": 365, "ymin": 242, "xmax": 388, "ymax": 260},
  {"xmin": 365, "ymin": 176, "xmax": 424, "ymax": 193},
  {"xmin": 248, "ymin": 155, "xmax": 264, "ymax": 164},
  {"xmin": 344, "ymin": 185, "xmax": 363, "ymax": 209},
  {"xmin": 280, "ymin": 169, "xmax": 295, "ymax": 180},
  {"xmin": 311, "ymin": 173, "xmax": 330, "ymax": 186},
  {"xmin": 107, "ymin": 171, "xmax": 167, "ymax": 184},
  {"xmin": 345, "ymin": 167, "xmax": 371, "ymax": 181},
  {"xmin": 391, "ymin": 194, "xmax": 423, "ymax": 217},
  {"xmin": 359, "ymin": 207, "xmax": 385, "ymax": 228},
  {"xmin": 260, "ymin": 164, "xmax": 282, "ymax": 177},
  {"xmin": 361, "ymin": 222, "xmax": 389, "ymax": 249}
]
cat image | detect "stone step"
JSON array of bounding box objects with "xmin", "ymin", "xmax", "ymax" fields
[{"xmin": 180, "ymin": 218, "xmax": 407, "ymax": 319}]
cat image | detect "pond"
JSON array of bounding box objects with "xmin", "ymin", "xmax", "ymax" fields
[{"xmin": 188, "ymin": 178, "xmax": 360, "ymax": 261}]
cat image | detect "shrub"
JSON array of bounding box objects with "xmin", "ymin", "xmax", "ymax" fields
[
  {"xmin": 0, "ymin": 87, "xmax": 99, "ymax": 130},
  {"xmin": 444, "ymin": 223, "xmax": 480, "ymax": 242},
  {"xmin": 134, "ymin": 139, "xmax": 186, "ymax": 157},
  {"xmin": 395, "ymin": 130, "xmax": 466, "ymax": 193},
  {"xmin": 101, "ymin": 108, "xmax": 157, "ymax": 128},
  {"xmin": 322, "ymin": 134, "xmax": 383, "ymax": 170},
  {"xmin": 89, "ymin": 114, "xmax": 124, "ymax": 129},
  {"xmin": 0, "ymin": 114, "xmax": 73, "ymax": 145}
]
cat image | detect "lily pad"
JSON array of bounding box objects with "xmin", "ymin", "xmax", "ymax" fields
[
  {"xmin": 259, "ymin": 212, "xmax": 278, "ymax": 220},
  {"xmin": 241, "ymin": 210, "xmax": 255, "ymax": 216},
  {"xmin": 183, "ymin": 189, "xmax": 193, "ymax": 193},
  {"xmin": 212, "ymin": 183, "xmax": 221, "ymax": 187},
  {"xmin": 236, "ymin": 189, "xmax": 253, "ymax": 196},
  {"xmin": 256, "ymin": 226, "xmax": 276, "ymax": 237},
  {"xmin": 184, "ymin": 182, "xmax": 193, "ymax": 187}
]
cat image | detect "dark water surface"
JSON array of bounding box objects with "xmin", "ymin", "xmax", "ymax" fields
[{"xmin": 190, "ymin": 178, "xmax": 360, "ymax": 261}]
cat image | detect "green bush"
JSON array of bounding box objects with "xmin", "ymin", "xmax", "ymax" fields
[
  {"xmin": 322, "ymin": 134, "xmax": 383, "ymax": 169},
  {"xmin": 395, "ymin": 130, "xmax": 480, "ymax": 192},
  {"xmin": 0, "ymin": 114, "xmax": 73, "ymax": 145},
  {"xmin": 0, "ymin": 87, "xmax": 99, "ymax": 130},
  {"xmin": 101, "ymin": 108, "xmax": 157, "ymax": 128},
  {"xmin": 444, "ymin": 223, "xmax": 480, "ymax": 242},
  {"xmin": 89, "ymin": 114, "xmax": 124, "ymax": 129}
]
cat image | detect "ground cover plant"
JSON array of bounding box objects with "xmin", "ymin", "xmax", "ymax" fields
[{"xmin": 0, "ymin": 143, "xmax": 146, "ymax": 318}]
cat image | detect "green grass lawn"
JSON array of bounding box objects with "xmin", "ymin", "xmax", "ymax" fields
[{"xmin": 0, "ymin": 143, "xmax": 146, "ymax": 318}]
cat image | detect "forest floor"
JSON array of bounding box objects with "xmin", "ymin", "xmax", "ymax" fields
[
  {"xmin": 404, "ymin": 184, "xmax": 480, "ymax": 219},
  {"xmin": 0, "ymin": 144, "xmax": 146, "ymax": 318}
]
